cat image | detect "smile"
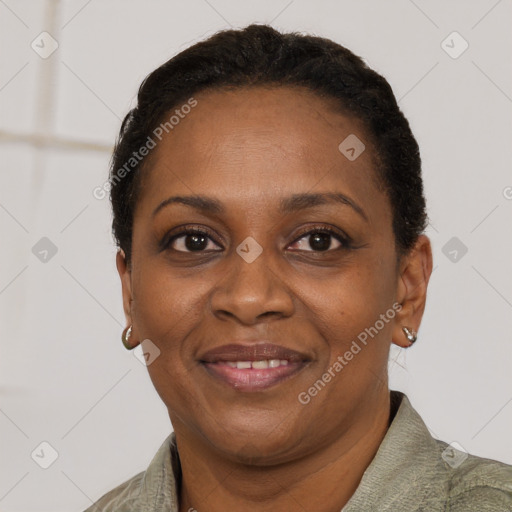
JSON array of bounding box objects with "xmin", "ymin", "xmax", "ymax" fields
[
  {"xmin": 219, "ymin": 359, "xmax": 290, "ymax": 369},
  {"xmin": 202, "ymin": 360, "xmax": 307, "ymax": 391},
  {"xmin": 199, "ymin": 343, "xmax": 311, "ymax": 391}
]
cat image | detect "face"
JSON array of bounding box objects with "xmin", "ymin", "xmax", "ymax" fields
[{"xmin": 118, "ymin": 86, "xmax": 430, "ymax": 464}]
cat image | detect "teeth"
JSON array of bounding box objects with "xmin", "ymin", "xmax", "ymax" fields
[
  {"xmin": 221, "ymin": 359, "xmax": 290, "ymax": 369},
  {"xmin": 252, "ymin": 360, "xmax": 269, "ymax": 369}
]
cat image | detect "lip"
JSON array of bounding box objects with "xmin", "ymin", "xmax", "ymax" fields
[
  {"xmin": 200, "ymin": 343, "xmax": 309, "ymax": 363},
  {"xmin": 199, "ymin": 342, "xmax": 311, "ymax": 392}
]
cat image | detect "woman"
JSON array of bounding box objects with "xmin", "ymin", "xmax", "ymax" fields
[{"xmin": 86, "ymin": 24, "xmax": 512, "ymax": 512}]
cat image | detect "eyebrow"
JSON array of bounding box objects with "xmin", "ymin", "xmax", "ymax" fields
[{"xmin": 152, "ymin": 192, "xmax": 368, "ymax": 222}]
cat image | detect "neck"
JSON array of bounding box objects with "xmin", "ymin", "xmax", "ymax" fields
[{"xmin": 174, "ymin": 388, "xmax": 391, "ymax": 512}]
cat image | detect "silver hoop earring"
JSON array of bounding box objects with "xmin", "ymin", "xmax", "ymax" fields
[{"xmin": 402, "ymin": 326, "xmax": 417, "ymax": 345}]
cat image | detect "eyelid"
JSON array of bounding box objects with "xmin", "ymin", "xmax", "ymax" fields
[{"xmin": 290, "ymin": 224, "xmax": 351, "ymax": 246}]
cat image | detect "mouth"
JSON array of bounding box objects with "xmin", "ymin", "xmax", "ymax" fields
[{"xmin": 199, "ymin": 343, "xmax": 311, "ymax": 392}]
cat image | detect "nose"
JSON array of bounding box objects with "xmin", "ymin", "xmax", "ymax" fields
[{"xmin": 210, "ymin": 246, "xmax": 295, "ymax": 326}]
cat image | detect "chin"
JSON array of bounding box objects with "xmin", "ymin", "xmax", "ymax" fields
[
  {"xmin": 219, "ymin": 437, "xmax": 296, "ymax": 466},
  {"xmin": 204, "ymin": 418, "xmax": 301, "ymax": 466}
]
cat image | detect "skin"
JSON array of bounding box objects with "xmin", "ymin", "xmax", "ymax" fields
[{"xmin": 116, "ymin": 86, "xmax": 433, "ymax": 512}]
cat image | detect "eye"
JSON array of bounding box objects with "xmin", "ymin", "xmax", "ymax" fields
[
  {"xmin": 163, "ymin": 225, "xmax": 350, "ymax": 253},
  {"xmin": 164, "ymin": 227, "xmax": 222, "ymax": 253},
  {"xmin": 288, "ymin": 226, "xmax": 350, "ymax": 252}
]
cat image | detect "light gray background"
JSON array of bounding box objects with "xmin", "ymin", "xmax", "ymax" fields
[{"xmin": 1, "ymin": 1, "xmax": 511, "ymax": 511}]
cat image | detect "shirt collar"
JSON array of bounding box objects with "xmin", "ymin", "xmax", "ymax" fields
[
  {"xmin": 342, "ymin": 390, "xmax": 447, "ymax": 511},
  {"xmin": 133, "ymin": 430, "xmax": 181, "ymax": 511}
]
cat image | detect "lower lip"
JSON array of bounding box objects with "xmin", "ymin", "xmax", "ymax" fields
[{"xmin": 202, "ymin": 362, "xmax": 307, "ymax": 391}]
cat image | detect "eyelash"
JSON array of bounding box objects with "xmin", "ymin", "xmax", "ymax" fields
[{"xmin": 162, "ymin": 224, "xmax": 351, "ymax": 253}]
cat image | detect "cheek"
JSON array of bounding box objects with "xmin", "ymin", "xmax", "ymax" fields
[
  {"xmin": 299, "ymin": 258, "xmax": 396, "ymax": 337},
  {"xmin": 131, "ymin": 260, "xmax": 205, "ymax": 340},
  {"xmin": 132, "ymin": 265, "xmax": 208, "ymax": 408},
  {"xmin": 295, "ymin": 261, "xmax": 397, "ymax": 390}
]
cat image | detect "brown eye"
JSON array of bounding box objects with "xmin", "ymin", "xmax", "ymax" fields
[
  {"xmin": 288, "ymin": 227, "xmax": 349, "ymax": 252},
  {"xmin": 165, "ymin": 229, "xmax": 222, "ymax": 253}
]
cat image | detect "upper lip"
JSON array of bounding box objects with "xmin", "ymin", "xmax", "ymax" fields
[{"xmin": 199, "ymin": 343, "xmax": 311, "ymax": 363}]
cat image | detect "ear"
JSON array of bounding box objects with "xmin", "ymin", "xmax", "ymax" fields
[
  {"xmin": 392, "ymin": 235, "xmax": 433, "ymax": 348},
  {"xmin": 116, "ymin": 249, "xmax": 140, "ymax": 348}
]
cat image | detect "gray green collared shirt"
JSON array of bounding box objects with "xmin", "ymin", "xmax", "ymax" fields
[{"xmin": 85, "ymin": 391, "xmax": 512, "ymax": 511}]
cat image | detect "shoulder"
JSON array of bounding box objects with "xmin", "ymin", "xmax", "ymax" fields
[
  {"xmin": 381, "ymin": 392, "xmax": 512, "ymax": 512},
  {"xmin": 82, "ymin": 433, "xmax": 179, "ymax": 512},
  {"xmin": 83, "ymin": 471, "xmax": 145, "ymax": 512},
  {"xmin": 436, "ymin": 440, "xmax": 512, "ymax": 511}
]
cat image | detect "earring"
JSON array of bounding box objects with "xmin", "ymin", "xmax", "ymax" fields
[
  {"xmin": 402, "ymin": 326, "xmax": 417, "ymax": 345},
  {"xmin": 122, "ymin": 325, "xmax": 134, "ymax": 350}
]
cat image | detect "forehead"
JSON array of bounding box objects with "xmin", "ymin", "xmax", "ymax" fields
[{"xmin": 137, "ymin": 86, "xmax": 387, "ymax": 219}]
